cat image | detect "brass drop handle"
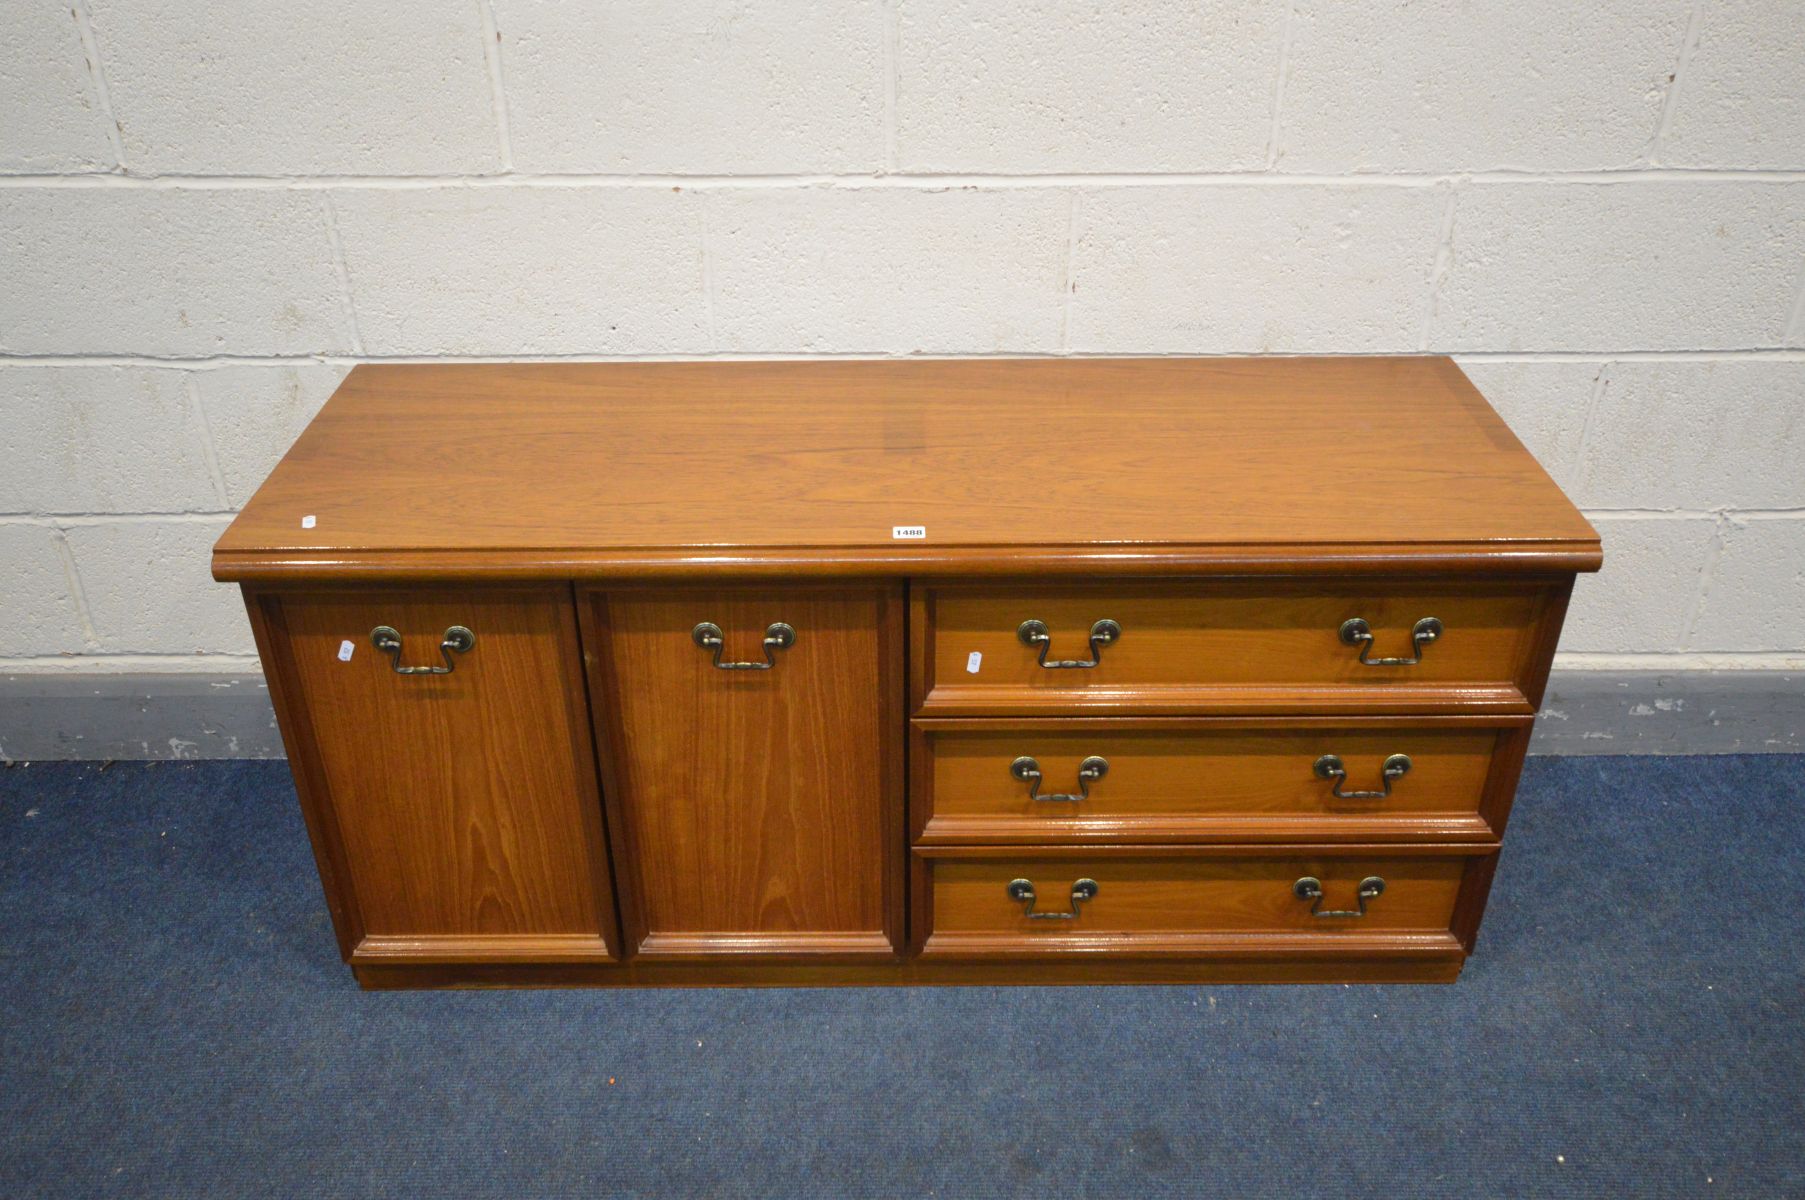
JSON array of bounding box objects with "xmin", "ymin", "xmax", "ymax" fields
[
  {"xmin": 1007, "ymin": 877, "xmax": 1099, "ymax": 920},
  {"xmin": 1017, "ymin": 618, "xmax": 1121, "ymax": 669},
  {"xmin": 1314, "ymin": 753, "xmax": 1412, "ymax": 800},
  {"xmin": 1010, "ymin": 755, "xmax": 1108, "ymax": 802},
  {"xmin": 692, "ymin": 622, "xmax": 796, "ymax": 670},
  {"xmin": 1294, "ymin": 876, "xmax": 1386, "ymax": 918},
  {"xmin": 1339, "ymin": 617, "xmax": 1443, "ymax": 666},
  {"xmin": 370, "ymin": 625, "xmax": 474, "ymax": 676}
]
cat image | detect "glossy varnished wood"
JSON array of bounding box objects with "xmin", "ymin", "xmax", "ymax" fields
[
  {"xmin": 215, "ymin": 358, "xmax": 1595, "ymax": 988},
  {"xmin": 352, "ymin": 953, "xmax": 1466, "ymax": 988},
  {"xmin": 582, "ymin": 585, "xmax": 905, "ymax": 958},
  {"xmin": 918, "ymin": 844, "xmax": 1481, "ymax": 957},
  {"xmin": 248, "ymin": 586, "xmax": 618, "ymax": 963},
  {"xmin": 916, "ymin": 578, "xmax": 1562, "ymax": 715},
  {"xmin": 212, "ymin": 358, "xmax": 1600, "ymax": 582},
  {"xmin": 913, "ymin": 716, "xmax": 1529, "ymax": 845}
]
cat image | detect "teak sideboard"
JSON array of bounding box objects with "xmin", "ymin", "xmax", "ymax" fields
[{"xmin": 212, "ymin": 358, "xmax": 1601, "ymax": 989}]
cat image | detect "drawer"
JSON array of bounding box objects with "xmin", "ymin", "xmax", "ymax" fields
[
  {"xmin": 914, "ymin": 579, "xmax": 1566, "ymax": 715},
  {"xmin": 917, "ymin": 847, "xmax": 1488, "ymax": 958},
  {"xmin": 913, "ymin": 718, "xmax": 1528, "ymax": 845}
]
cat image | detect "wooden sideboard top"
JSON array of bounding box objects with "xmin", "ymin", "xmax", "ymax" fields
[{"xmin": 212, "ymin": 357, "xmax": 1600, "ymax": 581}]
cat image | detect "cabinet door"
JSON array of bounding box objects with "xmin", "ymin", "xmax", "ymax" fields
[
  {"xmin": 583, "ymin": 586, "xmax": 904, "ymax": 958},
  {"xmin": 251, "ymin": 587, "xmax": 619, "ymax": 965}
]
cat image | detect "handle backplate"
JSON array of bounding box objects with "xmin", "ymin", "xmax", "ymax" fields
[
  {"xmin": 1339, "ymin": 616, "xmax": 1443, "ymax": 666},
  {"xmin": 370, "ymin": 625, "xmax": 475, "ymax": 676},
  {"xmin": 1010, "ymin": 755, "xmax": 1109, "ymax": 803},
  {"xmin": 1017, "ymin": 618, "xmax": 1121, "ymax": 669},
  {"xmin": 692, "ymin": 622, "xmax": 796, "ymax": 670},
  {"xmin": 1293, "ymin": 875, "xmax": 1386, "ymax": 918},
  {"xmin": 1007, "ymin": 877, "xmax": 1099, "ymax": 920},
  {"xmin": 1313, "ymin": 753, "xmax": 1412, "ymax": 800}
]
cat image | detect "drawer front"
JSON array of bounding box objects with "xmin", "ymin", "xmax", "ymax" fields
[
  {"xmin": 583, "ymin": 585, "xmax": 905, "ymax": 959},
  {"xmin": 255, "ymin": 587, "xmax": 619, "ymax": 963},
  {"xmin": 920, "ymin": 850, "xmax": 1476, "ymax": 957},
  {"xmin": 917, "ymin": 580, "xmax": 1561, "ymax": 715},
  {"xmin": 915, "ymin": 721, "xmax": 1524, "ymax": 844}
]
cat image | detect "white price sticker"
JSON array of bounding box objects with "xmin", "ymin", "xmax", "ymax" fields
[
  {"xmin": 337, "ymin": 639, "xmax": 355, "ymax": 662},
  {"xmin": 892, "ymin": 525, "xmax": 926, "ymax": 540},
  {"xmin": 966, "ymin": 651, "xmax": 982, "ymax": 674}
]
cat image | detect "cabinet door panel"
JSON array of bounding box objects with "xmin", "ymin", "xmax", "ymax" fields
[
  {"xmin": 584, "ymin": 586, "xmax": 903, "ymax": 958},
  {"xmin": 254, "ymin": 587, "xmax": 618, "ymax": 963}
]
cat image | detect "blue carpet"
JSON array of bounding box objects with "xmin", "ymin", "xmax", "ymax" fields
[{"xmin": 0, "ymin": 756, "xmax": 1800, "ymax": 1198}]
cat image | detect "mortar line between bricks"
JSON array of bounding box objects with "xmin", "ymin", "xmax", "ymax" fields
[
  {"xmin": 881, "ymin": 0, "xmax": 899, "ymax": 172},
  {"xmin": 0, "ymin": 654, "xmax": 267, "ymax": 672},
  {"xmin": 1551, "ymin": 652, "xmax": 1805, "ymax": 670},
  {"xmin": 1785, "ymin": 271, "xmax": 1805, "ymax": 346},
  {"xmin": 1646, "ymin": 6, "xmax": 1704, "ymax": 166},
  {"xmin": 0, "ymin": 513, "xmax": 238, "ymax": 526},
  {"xmin": 5, "ymin": 169, "xmax": 1805, "ymax": 189},
  {"xmin": 68, "ymin": 0, "xmax": 126, "ymax": 172},
  {"xmin": 1058, "ymin": 192, "xmax": 1078, "ymax": 351},
  {"xmin": 1682, "ymin": 512, "xmax": 1732, "ymax": 651},
  {"xmin": 5, "ymin": 350, "xmax": 1805, "ymax": 368},
  {"xmin": 183, "ymin": 376, "xmax": 233, "ymax": 509},
  {"xmin": 477, "ymin": 0, "xmax": 514, "ymax": 170},
  {"xmin": 1417, "ymin": 182, "xmax": 1459, "ymax": 350},
  {"xmin": 699, "ymin": 197, "xmax": 717, "ymax": 343},
  {"xmin": 47, "ymin": 528, "xmax": 102, "ymax": 649},
  {"xmin": 1583, "ymin": 508, "xmax": 1805, "ymax": 519},
  {"xmin": 1572, "ymin": 361, "xmax": 1614, "ymax": 477},
  {"xmin": 319, "ymin": 193, "xmax": 366, "ymax": 354},
  {"xmin": 1263, "ymin": 1, "xmax": 1299, "ymax": 170}
]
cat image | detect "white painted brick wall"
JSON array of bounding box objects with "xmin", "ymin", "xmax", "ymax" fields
[
  {"xmin": 1693, "ymin": 517, "xmax": 1805, "ymax": 652},
  {"xmin": 498, "ymin": 0, "xmax": 887, "ymax": 174},
  {"xmin": 897, "ymin": 1, "xmax": 1286, "ymax": 172},
  {"xmin": 62, "ymin": 518, "xmax": 251, "ymax": 655},
  {"xmin": 1561, "ymin": 516, "xmax": 1719, "ymax": 655},
  {"xmin": 1278, "ymin": 3, "xmax": 1688, "ymax": 172},
  {"xmin": 192, "ymin": 365, "xmax": 342, "ymax": 508},
  {"xmin": 1661, "ymin": 2, "xmax": 1805, "ymax": 168},
  {"xmin": 0, "ymin": 6, "xmax": 117, "ymax": 172},
  {"xmin": 1578, "ymin": 362, "xmax": 1805, "ymax": 510},
  {"xmin": 0, "ymin": 525, "xmax": 87, "ymax": 657},
  {"xmin": 86, "ymin": 0, "xmax": 501, "ymax": 175},
  {"xmin": 0, "ymin": 367, "xmax": 219, "ymax": 513},
  {"xmin": 1428, "ymin": 182, "xmax": 1805, "ymax": 351},
  {"xmin": 710, "ymin": 188, "xmax": 1069, "ymax": 352},
  {"xmin": 1066, "ymin": 185, "xmax": 1445, "ymax": 352},
  {"xmin": 334, "ymin": 188, "xmax": 708, "ymax": 356},
  {"xmin": 0, "ymin": 189, "xmax": 352, "ymax": 356},
  {"xmin": 1, "ymin": 2, "xmax": 1801, "ymax": 675},
  {"xmin": 1452, "ymin": 361, "xmax": 1599, "ymax": 497}
]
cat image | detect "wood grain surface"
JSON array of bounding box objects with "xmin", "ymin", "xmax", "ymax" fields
[
  {"xmin": 583, "ymin": 585, "xmax": 904, "ymax": 957},
  {"xmin": 914, "ymin": 718, "xmax": 1516, "ymax": 844},
  {"xmin": 212, "ymin": 357, "xmax": 1600, "ymax": 580},
  {"xmin": 921, "ymin": 850, "xmax": 1472, "ymax": 954},
  {"xmin": 916, "ymin": 577, "xmax": 1559, "ymax": 714},
  {"xmin": 255, "ymin": 587, "xmax": 618, "ymax": 957},
  {"xmin": 351, "ymin": 953, "xmax": 1468, "ymax": 988},
  {"xmin": 219, "ymin": 357, "xmax": 1593, "ymax": 987}
]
